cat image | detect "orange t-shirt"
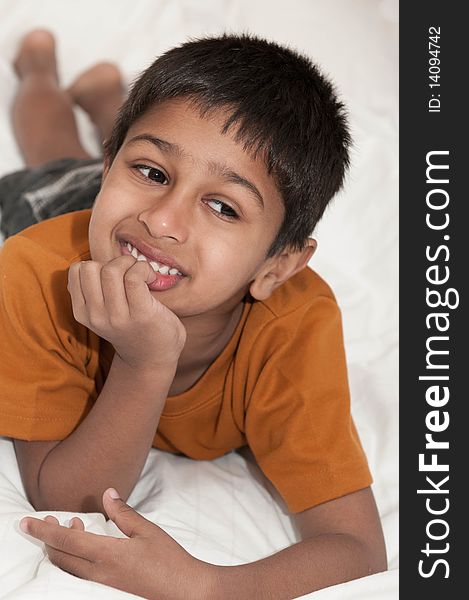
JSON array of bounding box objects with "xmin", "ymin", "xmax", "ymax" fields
[{"xmin": 0, "ymin": 209, "xmax": 372, "ymax": 512}]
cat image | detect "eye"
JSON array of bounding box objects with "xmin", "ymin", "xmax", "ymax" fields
[
  {"xmin": 133, "ymin": 165, "xmax": 168, "ymax": 184},
  {"xmin": 206, "ymin": 199, "xmax": 239, "ymax": 220}
]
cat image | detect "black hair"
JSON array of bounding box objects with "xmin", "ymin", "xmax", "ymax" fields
[{"xmin": 104, "ymin": 33, "xmax": 352, "ymax": 258}]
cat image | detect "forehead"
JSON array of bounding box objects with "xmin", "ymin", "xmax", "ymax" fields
[{"xmin": 123, "ymin": 98, "xmax": 284, "ymax": 211}]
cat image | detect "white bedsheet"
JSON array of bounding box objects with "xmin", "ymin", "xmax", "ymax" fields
[{"xmin": 0, "ymin": 0, "xmax": 398, "ymax": 598}]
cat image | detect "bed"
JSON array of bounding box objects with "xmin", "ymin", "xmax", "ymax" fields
[{"xmin": 0, "ymin": 0, "xmax": 398, "ymax": 598}]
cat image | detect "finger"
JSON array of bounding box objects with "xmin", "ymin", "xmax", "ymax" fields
[
  {"xmin": 100, "ymin": 255, "xmax": 136, "ymax": 319},
  {"xmin": 69, "ymin": 517, "xmax": 85, "ymax": 531},
  {"xmin": 44, "ymin": 515, "xmax": 59, "ymax": 525},
  {"xmin": 122, "ymin": 262, "xmax": 158, "ymax": 319},
  {"xmin": 20, "ymin": 517, "xmax": 105, "ymax": 561},
  {"xmin": 46, "ymin": 544, "xmax": 94, "ymax": 580},
  {"xmin": 78, "ymin": 261, "xmax": 105, "ymax": 308},
  {"xmin": 103, "ymin": 488, "xmax": 155, "ymax": 538},
  {"xmin": 67, "ymin": 262, "xmax": 86, "ymax": 320}
]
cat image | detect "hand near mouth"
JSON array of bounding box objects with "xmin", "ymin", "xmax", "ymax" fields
[{"xmin": 68, "ymin": 255, "xmax": 187, "ymax": 372}]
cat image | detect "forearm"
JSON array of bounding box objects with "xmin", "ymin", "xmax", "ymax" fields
[
  {"xmin": 209, "ymin": 533, "xmax": 386, "ymax": 600},
  {"xmin": 34, "ymin": 354, "xmax": 176, "ymax": 513}
]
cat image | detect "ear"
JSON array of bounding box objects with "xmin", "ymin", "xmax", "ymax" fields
[{"xmin": 249, "ymin": 238, "xmax": 317, "ymax": 301}]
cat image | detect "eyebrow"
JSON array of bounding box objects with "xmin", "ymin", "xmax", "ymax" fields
[
  {"xmin": 127, "ymin": 133, "xmax": 265, "ymax": 211},
  {"xmin": 128, "ymin": 134, "xmax": 185, "ymax": 157}
]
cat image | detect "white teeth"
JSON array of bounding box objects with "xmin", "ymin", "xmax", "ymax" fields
[{"xmin": 125, "ymin": 242, "xmax": 183, "ymax": 276}]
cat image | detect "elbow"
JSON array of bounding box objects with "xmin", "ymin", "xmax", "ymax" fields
[
  {"xmin": 366, "ymin": 556, "xmax": 388, "ymax": 577},
  {"xmin": 360, "ymin": 537, "xmax": 388, "ymax": 577},
  {"xmin": 337, "ymin": 533, "xmax": 387, "ymax": 579},
  {"xmin": 34, "ymin": 472, "xmax": 109, "ymax": 515},
  {"xmin": 374, "ymin": 552, "xmax": 388, "ymax": 575},
  {"xmin": 29, "ymin": 487, "xmax": 106, "ymax": 515}
]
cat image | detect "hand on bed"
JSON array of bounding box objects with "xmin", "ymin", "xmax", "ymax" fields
[{"xmin": 20, "ymin": 488, "xmax": 215, "ymax": 599}]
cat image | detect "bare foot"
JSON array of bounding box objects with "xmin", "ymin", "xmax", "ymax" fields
[
  {"xmin": 66, "ymin": 63, "xmax": 125, "ymax": 122},
  {"xmin": 13, "ymin": 29, "xmax": 58, "ymax": 81}
]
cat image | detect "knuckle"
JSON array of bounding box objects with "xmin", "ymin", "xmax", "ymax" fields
[
  {"xmin": 69, "ymin": 261, "xmax": 81, "ymax": 274},
  {"xmin": 100, "ymin": 263, "xmax": 119, "ymax": 279},
  {"xmin": 48, "ymin": 548, "xmax": 80, "ymax": 578},
  {"xmin": 92, "ymin": 546, "xmax": 120, "ymax": 585},
  {"xmin": 72, "ymin": 311, "xmax": 88, "ymax": 328},
  {"xmin": 85, "ymin": 561, "xmax": 100, "ymax": 583},
  {"xmin": 117, "ymin": 503, "xmax": 134, "ymax": 517},
  {"xmin": 108, "ymin": 315, "xmax": 126, "ymax": 330},
  {"xmin": 68, "ymin": 266, "xmax": 78, "ymax": 283},
  {"xmin": 112, "ymin": 540, "xmax": 127, "ymax": 565},
  {"xmin": 80, "ymin": 261, "xmax": 101, "ymax": 280},
  {"xmin": 87, "ymin": 310, "xmax": 104, "ymax": 330},
  {"xmin": 123, "ymin": 272, "xmax": 141, "ymax": 289},
  {"xmin": 108, "ymin": 540, "xmax": 123, "ymax": 562},
  {"xmin": 79, "ymin": 260, "xmax": 95, "ymax": 273},
  {"xmin": 94, "ymin": 562, "xmax": 112, "ymax": 586},
  {"xmin": 46, "ymin": 546, "xmax": 61, "ymax": 567},
  {"xmin": 54, "ymin": 532, "xmax": 72, "ymax": 553}
]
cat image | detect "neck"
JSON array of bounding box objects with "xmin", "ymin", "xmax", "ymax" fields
[{"xmin": 176, "ymin": 298, "xmax": 245, "ymax": 375}]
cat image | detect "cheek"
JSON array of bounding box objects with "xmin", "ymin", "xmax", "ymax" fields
[
  {"xmin": 93, "ymin": 184, "xmax": 130, "ymax": 218},
  {"xmin": 89, "ymin": 186, "xmax": 130, "ymax": 233},
  {"xmin": 201, "ymin": 242, "xmax": 230, "ymax": 282},
  {"xmin": 200, "ymin": 239, "xmax": 259, "ymax": 290},
  {"xmin": 88, "ymin": 194, "xmax": 120, "ymax": 259}
]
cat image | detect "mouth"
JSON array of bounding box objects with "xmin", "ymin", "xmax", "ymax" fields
[{"xmin": 119, "ymin": 240, "xmax": 187, "ymax": 291}]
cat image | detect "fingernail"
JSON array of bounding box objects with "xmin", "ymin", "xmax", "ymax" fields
[
  {"xmin": 19, "ymin": 519, "xmax": 29, "ymax": 533},
  {"xmin": 108, "ymin": 488, "xmax": 120, "ymax": 500}
]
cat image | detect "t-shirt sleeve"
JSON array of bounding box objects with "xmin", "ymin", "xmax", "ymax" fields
[
  {"xmin": 0, "ymin": 234, "xmax": 98, "ymax": 440},
  {"xmin": 244, "ymin": 296, "xmax": 372, "ymax": 513}
]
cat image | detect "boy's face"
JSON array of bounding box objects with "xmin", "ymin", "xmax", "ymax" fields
[{"xmin": 89, "ymin": 98, "xmax": 285, "ymax": 318}]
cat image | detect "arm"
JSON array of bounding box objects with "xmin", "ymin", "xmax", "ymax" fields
[
  {"xmin": 20, "ymin": 486, "xmax": 387, "ymax": 599},
  {"xmin": 211, "ymin": 487, "xmax": 387, "ymax": 598},
  {"xmin": 15, "ymin": 254, "xmax": 186, "ymax": 514},
  {"xmin": 15, "ymin": 354, "xmax": 176, "ymax": 514}
]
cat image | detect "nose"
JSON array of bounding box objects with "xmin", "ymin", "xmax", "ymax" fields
[{"xmin": 137, "ymin": 190, "xmax": 190, "ymax": 242}]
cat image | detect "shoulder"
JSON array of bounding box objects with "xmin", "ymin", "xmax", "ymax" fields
[
  {"xmin": 263, "ymin": 266, "xmax": 337, "ymax": 315},
  {"xmin": 1, "ymin": 208, "xmax": 92, "ymax": 265},
  {"xmin": 0, "ymin": 209, "xmax": 91, "ymax": 323},
  {"xmin": 238, "ymin": 267, "xmax": 344, "ymax": 365},
  {"xmin": 0, "ymin": 210, "xmax": 101, "ymax": 441},
  {"xmin": 246, "ymin": 266, "xmax": 341, "ymax": 335}
]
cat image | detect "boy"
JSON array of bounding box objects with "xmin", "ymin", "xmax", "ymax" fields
[{"xmin": 0, "ymin": 30, "xmax": 386, "ymax": 598}]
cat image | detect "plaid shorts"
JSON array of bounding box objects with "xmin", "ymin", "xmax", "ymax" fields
[{"xmin": 0, "ymin": 157, "xmax": 103, "ymax": 240}]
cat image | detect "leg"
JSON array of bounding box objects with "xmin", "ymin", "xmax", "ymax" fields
[
  {"xmin": 11, "ymin": 30, "xmax": 92, "ymax": 168},
  {"xmin": 66, "ymin": 63, "xmax": 125, "ymax": 145}
]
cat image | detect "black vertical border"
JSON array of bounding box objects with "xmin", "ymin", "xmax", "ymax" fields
[{"xmin": 400, "ymin": 1, "xmax": 466, "ymax": 595}]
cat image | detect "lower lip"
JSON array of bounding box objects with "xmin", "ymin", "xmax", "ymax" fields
[{"xmin": 120, "ymin": 244, "xmax": 186, "ymax": 291}]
